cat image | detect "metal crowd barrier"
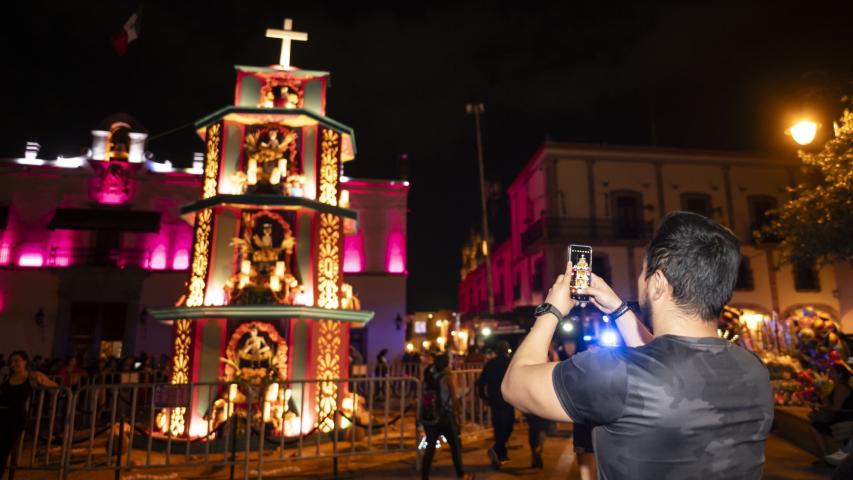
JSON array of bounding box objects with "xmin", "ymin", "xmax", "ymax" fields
[{"xmin": 10, "ymin": 376, "xmax": 425, "ymax": 479}]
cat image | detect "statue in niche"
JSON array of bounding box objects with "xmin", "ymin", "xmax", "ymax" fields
[
  {"xmin": 226, "ymin": 212, "xmax": 300, "ymax": 305},
  {"xmin": 243, "ymin": 127, "xmax": 300, "ymax": 194},
  {"xmin": 258, "ymin": 79, "xmax": 304, "ymax": 109}
]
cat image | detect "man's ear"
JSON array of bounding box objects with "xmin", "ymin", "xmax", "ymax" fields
[{"xmin": 650, "ymin": 270, "xmax": 669, "ymax": 302}]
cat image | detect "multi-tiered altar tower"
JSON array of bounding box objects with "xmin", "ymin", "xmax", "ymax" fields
[{"xmin": 150, "ymin": 19, "xmax": 372, "ymax": 438}]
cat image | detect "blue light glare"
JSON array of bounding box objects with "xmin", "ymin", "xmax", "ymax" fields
[
  {"xmin": 602, "ymin": 315, "xmax": 610, "ymax": 322},
  {"xmin": 600, "ymin": 329, "xmax": 619, "ymax": 347},
  {"xmin": 582, "ymin": 335, "xmax": 592, "ymax": 341}
]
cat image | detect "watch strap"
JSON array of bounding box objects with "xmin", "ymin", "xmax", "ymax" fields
[
  {"xmin": 609, "ymin": 302, "xmax": 631, "ymax": 320},
  {"xmin": 536, "ymin": 303, "xmax": 564, "ymax": 322}
]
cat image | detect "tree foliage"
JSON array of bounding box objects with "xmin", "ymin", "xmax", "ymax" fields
[{"xmin": 762, "ymin": 99, "xmax": 853, "ymax": 265}]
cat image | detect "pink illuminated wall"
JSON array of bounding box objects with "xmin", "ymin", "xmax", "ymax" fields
[
  {"xmin": 343, "ymin": 234, "xmax": 364, "ymax": 273},
  {"xmin": 385, "ymin": 231, "xmax": 406, "ymax": 274}
]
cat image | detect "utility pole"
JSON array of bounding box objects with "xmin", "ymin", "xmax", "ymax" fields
[{"xmin": 465, "ymin": 103, "xmax": 494, "ymax": 314}]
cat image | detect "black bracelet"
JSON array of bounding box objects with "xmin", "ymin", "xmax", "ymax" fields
[{"xmin": 609, "ymin": 302, "xmax": 631, "ymax": 321}]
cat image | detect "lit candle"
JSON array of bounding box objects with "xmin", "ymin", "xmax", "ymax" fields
[
  {"xmin": 241, "ymin": 259, "xmax": 252, "ymax": 275},
  {"xmin": 270, "ymin": 167, "xmax": 281, "ymax": 185},
  {"xmin": 239, "ymin": 273, "xmax": 249, "ymax": 288},
  {"xmin": 275, "ymin": 261, "xmax": 285, "ymax": 278},
  {"xmin": 278, "ymin": 158, "xmax": 287, "ymax": 176},
  {"xmin": 270, "ymin": 275, "xmax": 281, "ymax": 292}
]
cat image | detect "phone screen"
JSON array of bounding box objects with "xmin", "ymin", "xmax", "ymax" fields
[{"xmin": 568, "ymin": 244, "xmax": 593, "ymax": 302}]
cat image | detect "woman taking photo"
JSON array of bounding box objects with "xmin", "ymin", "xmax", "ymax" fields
[{"xmin": 0, "ymin": 350, "xmax": 57, "ymax": 477}]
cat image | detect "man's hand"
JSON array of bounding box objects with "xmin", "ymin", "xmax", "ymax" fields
[
  {"xmin": 583, "ymin": 272, "xmax": 623, "ymax": 314},
  {"xmin": 543, "ymin": 262, "xmax": 577, "ymax": 317}
]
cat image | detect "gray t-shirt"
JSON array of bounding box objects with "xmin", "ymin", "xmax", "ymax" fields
[{"xmin": 552, "ymin": 334, "xmax": 774, "ymax": 479}]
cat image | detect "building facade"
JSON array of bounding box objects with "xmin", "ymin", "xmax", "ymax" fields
[
  {"xmin": 0, "ymin": 119, "xmax": 408, "ymax": 361},
  {"xmin": 459, "ymin": 142, "xmax": 853, "ymax": 332}
]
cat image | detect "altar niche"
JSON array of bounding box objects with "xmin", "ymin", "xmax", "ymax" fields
[{"xmin": 226, "ymin": 210, "xmax": 303, "ymax": 306}]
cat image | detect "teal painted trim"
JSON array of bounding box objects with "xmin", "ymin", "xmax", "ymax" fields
[
  {"xmin": 194, "ymin": 107, "xmax": 356, "ymax": 154},
  {"xmin": 148, "ymin": 305, "xmax": 374, "ymax": 324},
  {"xmin": 234, "ymin": 65, "xmax": 330, "ymax": 77},
  {"xmin": 179, "ymin": 194, "xmax": 358, "ymax": 220}
]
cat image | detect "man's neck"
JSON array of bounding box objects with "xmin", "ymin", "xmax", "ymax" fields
[{"xmin": 651, "ymin": 306, "xmax": 718, "ymax": 338}]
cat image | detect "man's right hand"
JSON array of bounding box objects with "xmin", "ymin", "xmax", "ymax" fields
[{"xmin": 584, "ymin": 273, "xmax": 624, "ymax": 314}]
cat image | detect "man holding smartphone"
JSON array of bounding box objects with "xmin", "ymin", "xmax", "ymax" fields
[{"xmin": 501, "ymin": 212, "xmax": 774, "ymax": 479}]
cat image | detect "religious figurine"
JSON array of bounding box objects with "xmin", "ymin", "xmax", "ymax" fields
[
  {"xmin": 243, "ymin": 127, "xmax": 299, "ymax": 193},
  {"xmin": 341, "ymin": 283, "xmax": 361, "ymax": 310},
  {"xmin": 239, "ymin": 326, "xmax": 272, "ymax": 360},
  {"xmin": 573, "ymin": 254, "xmax": 591, "ymax": 289},
  {"xmin": 227, "ymin": 213, "xmax": 301, "ymax": 305}
]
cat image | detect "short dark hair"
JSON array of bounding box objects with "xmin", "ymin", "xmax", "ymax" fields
[
  {"xmin": 645, "ymin": 211, "xmax": 740, "ymax": 322},
  {"xmin": 433, "ymin": 353, "xmax": 450, "ymax": 371}
]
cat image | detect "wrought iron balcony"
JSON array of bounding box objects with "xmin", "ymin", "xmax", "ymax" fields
[{"xmin": 521, "ymin": 216, "xmax": 654, "ymax": 251}]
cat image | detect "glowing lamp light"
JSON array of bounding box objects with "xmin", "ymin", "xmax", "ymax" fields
[
  {"xmin": 343, "ymin": 236, "xmax": 364, "ymax": 273},
  {"xmin": 172, "ymin": 249, "xmax": 190, "ymax": 270},
  {"xmin": 406, "ymin": 342, "xmax": 415, "ymax": 353},
  {"xmin": 561, "ymin": 322, "xmax": 575, "ymax": 333},
  {"xmin": 18, "ymin": 252, "xmax": 44, "ymax": 267},
  {"xmin": 0, "ymin": 245, "xmax": 11, "ymax": 265},
  {"xmin": 583, "ymin": 335, "xmax": 593, "ymax": 342},
  {"xmin": 787, "ymin": 120, "xmax": 818, "ymax": 146},
  {"xmin": 422, "ymin": 340, "xmax": 431, "ymax": 349},
  {"xmin": 189, "ymin": 421, "xmax": 209, "ymax": 438},
  {"xmin": 600, "ymin": 329, "xmax": 619, "ymax": 347},
  {"xmin": 150, "ymin": 246, "xmax": 167, "ymax": 270},
  {"xmin": 741, "ymin": 313, "xmax": 764, "ymax": 331},
  {"xmin": 386, "ymin": 232, "xmax": 406, "ymax": 273},
  {"xmin": 602, "ymin": 315, "xmax": 610, "ymax": 323},
  {"xmin": 481, "ymin": 326, "xmax": 492, "ymax": 337},
  {"xmin": 293, "ymin": 289, "xmax": 313, "ymax": 306},
  {"xmin": 204, "ymin": 289, "xmax": 225, "ymax": 306}
]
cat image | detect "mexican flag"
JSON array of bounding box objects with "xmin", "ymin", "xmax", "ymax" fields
[{"xmin": 112, "ymin": 9, "xmax": 142, "ymax": 56}]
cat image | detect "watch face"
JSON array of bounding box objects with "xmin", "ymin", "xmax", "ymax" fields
[{"xmin": 535, "ymin": 303, "xmax": 549, "ymax": 316}]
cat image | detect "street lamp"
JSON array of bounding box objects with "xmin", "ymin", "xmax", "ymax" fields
[
  {"xmin": 786, "ymin": 120, "xmax": 819, "ymax": 146},
  {"xmin": 465, "ymin": 102, "xmax": 494, "ymax": 314}
]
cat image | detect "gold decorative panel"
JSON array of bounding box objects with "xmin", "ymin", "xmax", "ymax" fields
[
  {"xmin": 318, "ymin": 129, "xmax": 340, "ymax": 206},
  {"xmin": 316, "ymin": 213, "xmax": 341, "ymax": 310},
  {"xmin": 316, "ymin": 319, "xmax": 341, "ymax": 433},
  {"xmin": 203, "ymin": 123, "xmax": 221, "ymax": 199}
]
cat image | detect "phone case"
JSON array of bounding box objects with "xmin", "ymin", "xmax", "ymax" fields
[{"xmin": 569, "ymin": 244, "xmax": 592, "ymax": 302}]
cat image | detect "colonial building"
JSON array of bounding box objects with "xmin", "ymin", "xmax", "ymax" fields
[
  {"xmin": 459, "ymin": 142, "xmax": 853, "ymax": 332},
  {"xmin": 0, "ymin": 117, "xmax": 408, "ymax": 361}
]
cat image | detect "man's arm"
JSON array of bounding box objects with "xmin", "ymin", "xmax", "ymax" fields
[
  {"xmin": 501, "ymin": 262, "xmax": 576, "ymax": 422},
  {"xmin": 584, "ymin": 272, "xmax": 654, "ymax": 347}
]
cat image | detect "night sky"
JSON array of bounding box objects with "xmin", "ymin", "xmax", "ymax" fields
[{"xmin": 1, "ymin": 1, "xmax": 851, "ymax": 310}]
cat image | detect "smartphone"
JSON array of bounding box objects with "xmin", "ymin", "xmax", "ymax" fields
[{"xmin": 568, "ymin": 244, "xmax": 593, "ymax": 302}]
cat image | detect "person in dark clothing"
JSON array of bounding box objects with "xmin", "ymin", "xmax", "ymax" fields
[
  {"xmin": 419, "ymin": 354, "xmax": 471, "ymax": 480},
  {"xmin": 0, "ymin": 351, "xmax": 56, "ymax": 477},
  {"xmin": 503, "ymin": 212, "xmax": 774, "ymax": 479},
  {"xmin": 476, "ymin": 340, "xmax": 514, "ymax": 469}
]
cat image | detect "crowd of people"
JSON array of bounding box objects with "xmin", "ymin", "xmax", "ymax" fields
[{"xmin": 0, "ymin": 351, "xmax": 172, "ymax": 388}]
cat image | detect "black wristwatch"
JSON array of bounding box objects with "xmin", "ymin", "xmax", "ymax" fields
[
  {"xmin": 608, "ymin": 302, "xmax": 632, "ymax": 321},
  {"xmin": 534, "ymin": 302, "xmax": 564, "ymax": 322}
]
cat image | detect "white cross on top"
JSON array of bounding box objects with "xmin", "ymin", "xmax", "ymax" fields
[{"xmin": 265, "ymin": 18, "xmax": 308, "ymax": 70}]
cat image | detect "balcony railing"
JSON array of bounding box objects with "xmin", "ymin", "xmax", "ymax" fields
[{"xmin": 521, "ymin": 216, "xmax": 654, "ymax": 251}]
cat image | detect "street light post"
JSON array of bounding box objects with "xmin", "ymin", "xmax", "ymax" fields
[{"xmin": 466, "ymin": 102, "xmax": 494, "ymax": 314}]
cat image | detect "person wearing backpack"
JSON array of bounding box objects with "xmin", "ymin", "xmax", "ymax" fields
[
  {"xmin": 476, "ymin": 340, "xmax": 514, "ymax": 469},
  {"xmin": 419, "ymin": 353, "xmax": 471, "ymax": 479}
]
